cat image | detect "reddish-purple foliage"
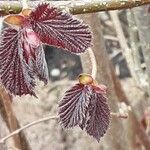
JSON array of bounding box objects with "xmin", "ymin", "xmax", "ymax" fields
[
  {"xmin": 59, "ymin": 83, "xmax": 110, "ymax": 142},
  {"xmin": 59, "ymin": 84, "xmax": 92, "ymax": 128},
  {"xmin": 29, "ymin": 4, "xmax": 91, "ymax": 53},
  {"xmin": 0, "ymin": 4, "xmax": 91, "ymax": 96},
  {"xmin": 85, "ymin": 93, "xmax": 110, "ymax": 141}
]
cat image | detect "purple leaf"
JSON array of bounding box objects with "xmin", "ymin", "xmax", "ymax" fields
[
  {"xmin": 22, "ymin": 27, "xmax": 49, "ymax": 85},
  {"xmin": 58, "ymin": 82, "xmax": 110, "ymax": 141},
  {"xmin": 59, "ymin": 84, "xmax": 92, "ymax": 128},
  {"xmin": 34, "ymin": 45, "xmax": 49, "ymax": 84},
  {"xmin": 29, "ymin": 3, "xmax": 92, "ymax": 53},
  {"xmin": 85, "ymin": 92, "xmax": 110, "ymax": 142},
  {"xmin": 0, "ymin": 28, "xmax": 35, "ymax": 96},
  {"xmin": 0, "ymin": 27, "xmax": 48, "ymax": 96}
]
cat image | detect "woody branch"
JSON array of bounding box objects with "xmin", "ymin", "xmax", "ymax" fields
[{"xmin": 0, "ymin": 0, "xmax": 150, "ymax": 16}]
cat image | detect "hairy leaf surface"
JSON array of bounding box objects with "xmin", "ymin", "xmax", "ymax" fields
[
  {"xmin": 34, "ymin": 45, "xmax": 49, "ymax": 84},
  {"xmin": 0, "ymin": 28, "xmax": 35, "ymax": 96},
  {"xmin": 85, "ymin": 92, "xmax": 110, "ymax": 141},
  {"xmin": 29, "ymin": 4, "xmax": 92, "ymax": 53},
  {"xmin": 0, "ymin": 27, "xmax": 48, "ymax": 96},
  {"xmin": 59, "ymin": 84, "xmax": 92, "ymax": 128},
  {"xmin": 0, "ymin": 3, "xmax": 92, "ymax": 96},
  {"xmin": 58, "ymin": 82, "xmax": 110, "ymax": 141}
]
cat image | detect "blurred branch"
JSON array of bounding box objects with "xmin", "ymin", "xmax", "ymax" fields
[
  {"xmin": 0, "ymin": 87, "xmax": 31, "ymax": 150},
  {"xmin": 0, "ymin": 0, "xmax": 150, "ymax": 16},
  {"xmin": 110, "ymin": 10, "xmax": 144, "ymax": 88},
  {"xmin": 0, "ymin": 115, "xmax": 59, "ymax": 144},
  {"xmin": 110, "ymin": 64, "xmax": 150, "ymax": 150},
  {"xmin": 133, "ymin": 6, "xmax": 150, "ymax": 96},
  {"xmin": 126, "ymin": 10, "xmax": 146, "ymax": 90},
  {"xmin": 0, "ymin": 111, "xmax": 128, "ymax": 144}
]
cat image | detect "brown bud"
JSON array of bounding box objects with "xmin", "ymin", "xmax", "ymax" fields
[{"xmin": 4, "ymin": 15, "xmax": 24, "ymax": 26}]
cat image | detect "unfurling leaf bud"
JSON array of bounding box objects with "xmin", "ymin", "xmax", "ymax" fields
[
  {"xmin": 4, "ymin": 15, "xmax": 24, "ymax": 26},
  {"xmin": 78, "ymin": 73, "xmax": 93, "ymax": 85},
  {"xmin": 59, "ymin": 75, "xmax": 110, "ymax": 142}
]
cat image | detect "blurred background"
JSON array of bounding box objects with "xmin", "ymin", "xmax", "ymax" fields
[{"xmin": 0, "ymin": 0, "xmax": 150, "ymax": 150}]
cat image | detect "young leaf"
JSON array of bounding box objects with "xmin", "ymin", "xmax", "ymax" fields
[
  {"xmin": 58, "ymin": 75, "xmax": 110, "ymax": 142},
  {"xmin": 59, "ymin": 84, "xmax": 92, "ymax": 128},
  {"xmin": 21, "ymin": 27, "xmax": 49, "ymax": 84},
  {"xmin": 0, "ymin": 4, "xmax": 92, "ymax": 97},
  {"xmin": 0, "ymin": 28, "xmax": 36, "ymax": 96},
  {"xmin": 34, "ymin": 45, "xmax": 49, "ymax": 84},
  {"xmin": 85, "ymin": 92, "xmax": 110, "ymax": 142},
  {"xmin": 0, "ymin": 27, "xmax": 48, "ymax": 96},
  {"xmin": 22, "ymin": 28, "xmax": 48, "ymax": 84},
  {"xmin": 29, "ymin": 3, "xmax": 92, "ymax": 53}
]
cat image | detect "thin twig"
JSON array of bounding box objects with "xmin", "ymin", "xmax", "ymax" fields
[
  {"xmin": 0, "ymin": 115, "xmax": 59, "ymax": 144},
  {"xmin": 0, "ymin": 111, "xmax": 127, "ymax": 144},
  {"xmin": 0, "ymin": 0, "xmax": 150, "ymax": 16},
  {"xmin": 110, "ymin": 11, "xmax": 138, "ymax": 85},
  {"xmin": 88, "ymin": 48, "xmax": 97, "ymax": 79}
]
